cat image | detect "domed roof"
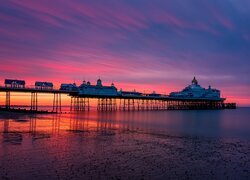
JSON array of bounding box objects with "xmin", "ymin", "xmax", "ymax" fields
[
  {"xmin": 192, "ymin": 77, "xmax": 198, "ymax": 85},
  {"xmin": 97, "ymin": 78, "xmax": 102, "ymax": 86}
]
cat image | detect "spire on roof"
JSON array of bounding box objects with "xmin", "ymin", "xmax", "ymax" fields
[{"xmin": 192, "ymin": 77, "xmax": 198, "ymax": 85}]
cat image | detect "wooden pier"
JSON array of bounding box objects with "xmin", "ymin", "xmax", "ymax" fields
[
  {"xmin": 0, "ymin": 86, "xmax": 67, "ymax": 113},
  {"xmin": 0, "ymin": 86, "xmax": 236, "ymax": 113},
  {"xmin": 69, "ymin": 95, "xmax": 236, "ymax": 112}
]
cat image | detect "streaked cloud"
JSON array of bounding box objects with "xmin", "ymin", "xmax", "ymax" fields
[{"xmin": 0, "ymin": 0, "xmax": 249, "ymax": 105}]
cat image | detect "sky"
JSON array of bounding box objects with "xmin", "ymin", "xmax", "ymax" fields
[{"xmin": 0, "ymin": 0, "xmax": 250, "ymax": 106}]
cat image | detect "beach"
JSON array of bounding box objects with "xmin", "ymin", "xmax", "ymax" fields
[{"xmin": 1, "ymin": 110, "xmax": 250, "ymax": 179}]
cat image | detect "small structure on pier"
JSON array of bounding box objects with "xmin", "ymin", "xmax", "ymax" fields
[
  {"xmin": 60, "ymin": 83, "xmax": 78, "ymax": 91},
  {"xmin": 147, "ymin": 91, "xmax": 161, "ymax": 97},
  {"xmin": 119, "ymin": 90, "xmax": 142, "ymax": 97},
  {"xmin": 5, "ymin": 79, "xmax": 25, "ymax": 88},
  {"xmin": 35, "ymin": 81, "xmax": 53, "ymax": 90},
  {"xmin": 170, "ymin": 77, "xmax": 221, "ymax": 99}
]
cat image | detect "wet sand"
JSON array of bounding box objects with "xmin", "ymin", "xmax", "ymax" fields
[
  {"xmin": 1, "ymin": 110, "xmax": 250, "ymax": 179},
  {"xmin": 1, "ymin": 128, "xmax": 250, "ymax": 180}
]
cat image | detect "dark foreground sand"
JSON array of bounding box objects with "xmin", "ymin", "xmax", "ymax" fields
[{"xmin": 1, "ymin": 128, "xmax": 250, "ymax": 180}]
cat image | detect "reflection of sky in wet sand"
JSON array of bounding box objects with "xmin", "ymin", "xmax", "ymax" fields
[{"xmin": 0, "ymin": 109, "xmax": 250, "ymax": 179}]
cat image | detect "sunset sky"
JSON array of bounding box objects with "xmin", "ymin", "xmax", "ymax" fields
[{"xmin": 0, "ymin": 0, "xmax": 250, "ymax": 106}]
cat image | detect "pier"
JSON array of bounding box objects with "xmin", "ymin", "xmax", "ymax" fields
[
  {"xmin": 70, "ymin": 95, "xmax": 236, "ymax": 112},
  {"xmin": 0, "ymin": 86, "xmax": 67, "ymax": 113},
  {"xmin": 0, "ymin": 80, "xmax": 236, "ymax": 113}
]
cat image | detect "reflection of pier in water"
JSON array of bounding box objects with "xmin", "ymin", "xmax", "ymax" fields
[
  {"xmin": 1, "ymin": 114, "xmax": 60, "ymax": 143},
  {"xmin": 0, "ymin": 112, "xmax": 147, "ymax": 144}
]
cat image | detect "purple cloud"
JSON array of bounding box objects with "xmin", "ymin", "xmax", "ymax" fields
[{"xmin": 0, "ymin": 0, "xmax": 249, "ymax": 105}]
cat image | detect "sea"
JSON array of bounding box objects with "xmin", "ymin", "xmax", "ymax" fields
[{"xmin": 0, "ymin": 108, "xmax": 250, "ymax": 179}]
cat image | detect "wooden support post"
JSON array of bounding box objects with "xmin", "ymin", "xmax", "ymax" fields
[
  {"xmin": 59, "ymin": 93, "xmax": 61, "ymax": 112},
  {"xmin": 87, "ymin": 98, "xmax": 90, "ymax": 111},
  {"xmin": 52, "ymin": 93, "xmax": 61, "ymax": 113},
  {"xmin": 119, "ymin": 98, "xmax": 122, "ymax": 111},
  {"xmin": 123, "ymin": 99, "xmax": 126, "ymax": 111},
  {"xmin": 70, "ymin": 97, "xmax": 73, "ymax": 112},
  {"xmin": 5, "ymin": 91, "xmax": 10, "ymax": 109},
  {"xmin": 137, "ymin": 99, "xmax": 140, "ymax": 111},
  {"xmin": 31, "ymin": 92, "xmax": 38, "ymax": 111}
]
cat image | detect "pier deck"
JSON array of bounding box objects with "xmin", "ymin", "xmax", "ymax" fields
[{"xmin": 0, "ymin": 86, "xmax": 236, "ymax": 113}]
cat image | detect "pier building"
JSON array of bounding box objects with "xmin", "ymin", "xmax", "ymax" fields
[
  {"xmin": 148, "ymin": 91, "xmax": 161, "ymax": 97},
  {"xmin": 5, "ymin": 79, "xmax": 25, "ymax": 88},
  {"xmin": 35, "ymin": 81, "xmax": 53, "ymax": 90},
  {"xmin": 78, "ymin": 79, "xmax": 117, "ymax": 96},
  {"xmin": 119, "ymin": 90, "xmax": 142, "ymax": 96},
  {"xmin": 170, "ymin": 77, "xmax": 221, "ymax": 99},
  {"xmin": 60, "ymin": 83, "xmax": 78, "ymax": 91}
]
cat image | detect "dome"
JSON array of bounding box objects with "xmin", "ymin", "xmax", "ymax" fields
[
  {"xmin": 87, "ymin": 81, "xmax": 91, "ymax": 85},
  {"xmin": 97, "ymin": 78, "xmax": 102, "ymax": 86},
  {"xmin": 192, "ymin": 77, "xmax": 198, "ymax": 85}
]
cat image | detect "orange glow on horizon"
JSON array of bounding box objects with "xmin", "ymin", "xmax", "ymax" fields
[{"xmin": 0, "ymin": 91, "xmax": 248, "ymax": 108}]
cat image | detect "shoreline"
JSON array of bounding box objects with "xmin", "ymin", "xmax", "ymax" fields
[{"xmin": 1, "ymin": 127, "xmax": 250, "ymax": 179}]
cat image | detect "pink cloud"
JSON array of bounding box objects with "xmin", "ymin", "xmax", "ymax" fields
[
  {"xmin": 72, "ymin": 2, "xmax": 148, "ymax": 31},
  {"xmin": 0, "ymin": 25, "xmax": 44, "ymax": 41},
  {"xmin": 8, "ymin": 0, "xmax": 148, "ymax": 32},
  {"xmin": 0, "ymin": 0, "xmax": 249, "ymax": 106},
  {"xmin": 0, "ymin": 13, "xmax": 25, "ymax": 24},
  {"xmin": 4, "ymin": 0, "xmax": 223, "ymax": 35},
  {"xmin": 213, "ymin": 12, "xmax": 234, "ymax": 31},
  {"xmin": 150, "ymin": 9, "xmax": 220, "ymax": 35}
]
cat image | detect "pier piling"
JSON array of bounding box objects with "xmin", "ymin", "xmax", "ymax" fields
[{"xmin": 5, "ymin": 91, "xmax": 10, "ymax": 109}]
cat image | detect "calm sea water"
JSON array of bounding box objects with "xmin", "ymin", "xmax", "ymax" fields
[
  {"xmin": 0, "ymin": 107, "xmax": 250, "ymax": 139},
  {"xmin": 1, "ymin": 108, "xmax": 250, "ymax": 179}
]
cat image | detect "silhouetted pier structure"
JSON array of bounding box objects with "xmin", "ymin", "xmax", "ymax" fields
[
  {"xmin": 69, "ymin": 95, "xmax": 236, "ymax": 112},
  {"xmin": 0, "ymin": 86, "xmax": 66, "ymax": 113},
  {"xmin": 0, "ymin": 78, "xmax": 236, "ymax": 113}
]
